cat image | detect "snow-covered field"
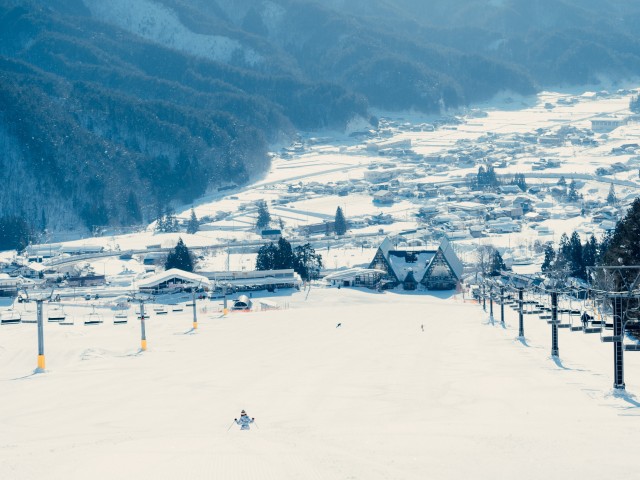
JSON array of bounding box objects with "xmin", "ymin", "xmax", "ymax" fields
[{"xmin": 2, "ymin": 287, "xmax": 640, "ymax": 479}]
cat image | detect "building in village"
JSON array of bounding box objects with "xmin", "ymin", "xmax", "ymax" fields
[
  {"xmin": 323, "ymin": 268, "xmax": 386, "ymax": 288},
  {"xmin": 590, "ymin": 116, "xmax": 628, "ymax": 133},
  {"xmin": 368, "ymin": 237, "xmax": 464, "ymax": 290},
  {"xmin": 202, "ymin": 269, "xmax": 302, "ymax": 293},
  {"xmin": 0, "ymin": 274, "xmax": 20, "ymax": 297},
  {"xmin": 66, "ymin": 274, "xmax": 107, "ymax": 288},
  {"xmin": 137, "ymin": 269, "xmax": 212, "ymax": 294}
]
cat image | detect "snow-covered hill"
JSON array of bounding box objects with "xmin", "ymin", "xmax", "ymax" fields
[
  {"xmin": 83, "ymin": 0, "xmax": 263, "ymax": 66},
  {"xmin": 1, "ymin": 288, "xmax": 640, "ymax": 479}
]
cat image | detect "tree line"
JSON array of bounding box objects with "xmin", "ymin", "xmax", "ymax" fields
[
  {"xmin": 256, "ymin": 237, "xmax": 323, "ymax": 281},
  {"xmin": 541, "ymin": 198, "xmax": 640, "ymax": 281}
]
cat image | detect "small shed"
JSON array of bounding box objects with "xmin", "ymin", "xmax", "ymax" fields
[
  {"xmin": 232, "ymin": 295, "xmax": 253, "ymax": 311},
  {"xmin": 261, "ymin": 229, "xmax": 282, "ymax": 240}
]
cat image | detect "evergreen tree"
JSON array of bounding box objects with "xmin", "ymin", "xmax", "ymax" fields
[
  {"xmin": 582, "ymin": 234, "xmax": 598, "ymax": 270},
  {"xmin": 293, "ymin": 243, "xmax": 323, "ymax": 280},
  {"xmin": 557, "ymin": 176, "xmax": 567, "ymax": 187},
  {"xmin": 335, "ymin": 206, "xmax": 347, "ymax": 235},
  {"xmin": 555, "ymin": 233, "xmax": 571, "ymax": 272},
  {"xmin": 569, "ymin": 231, "xmax": 585, "ymax": 279},
  {"xmin": 489, "ymin": 249, "xmax": 506, "ymax": 276},
  {"xmin": 154, "ymin": 208, "xmax": 179, "ymax": 233},
  {"xmin": 598, "ymin": 230, "xmax": 613, "ymax": 264},
  {"xmin": 155, "ymin": 209, "xmax": 166, "ymax": 233},
  {"xmin": 275, "ymin": 237, "xmax": 295, "ymax": 269},
  {"xmin": 256, "ymin": 243, "xmax": 277, "ymax": 270},
  {"xmin": 567, "ymin": 179, "xmax": 579, "ymax": 202},
  {"xmin": 256, "ymin": 200, "xmax": 271, "ymax": 229},
  {"xmin": 186, "ymin": 208, "xmax": 199, "ymax": 234},
  {"xmin": 165, "ymin": 211, "xmax": 180, "ymax": 233},
  {"xmin": 602, "ymin": 198, "xmax": 640, "ymax": 266},
  {"xmin": 165, "ymin": 238, "xmax": 194, "ymax": 272},
  {"xmin": 476, "ymin": 165, "xmax": 499, "ymax": 189},
  {"xmin": 606, "ymin": 183, "xmax": 617, "ymax": 205},
  {"xmin": 512, "ymin": 173, "xmax": 527, "ymax": 191},
  {"xmin": 541, "ymin": 243, "xmax": 556, "ymax": 272}
]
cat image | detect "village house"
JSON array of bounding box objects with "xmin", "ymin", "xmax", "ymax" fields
[
  {"xmin": 13, "ymin": 262, "xmax": 46, "ymax": 279},
  {"xmin": 0, "ymin": 274, "xmax": 20, "ymax": 297},
  {"xmin": 137, "ymin": 269, "xmax": 212, "ymax": 294},
  {"xmin": 368, "ymin": 237, "xmax": 463, "ymax": 290},
  {"xmin": 372, "ymin": 190, "xmax": 394, "ymax": 205}
]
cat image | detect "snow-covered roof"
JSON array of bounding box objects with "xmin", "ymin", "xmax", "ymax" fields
[
  {"xmin": 25, "ymin": 263, "xmax": 46, "ymax": 272},
  {"xmin": 439, "ymin": 238, "xmax": 464, "ymax": 280},
  {"xmin": 387, "ymin": 251, "xmax": 436, "ymax": 284},
  {"xmin": 324, "ymin": 268, "xmax": 386, "ymax": 282},
  {"xmin": 137, "ymin": 269, "xmax": 211, "ymax": 289},
  {"xmin": 378, "ymin": 237, "xmax": 394, "ymax": 257},
  {"xmin": 221, "ymin": 274, "xmax": 302, "ymax": 288}
]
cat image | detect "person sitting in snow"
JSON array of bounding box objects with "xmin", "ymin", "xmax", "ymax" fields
[{"xmin": 234, "ymin": 410, "xmax": 255, "ymax": 430}]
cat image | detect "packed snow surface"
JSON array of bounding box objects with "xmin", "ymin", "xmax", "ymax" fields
[{"xmin": 2, "ymin": 288, "xmax": 640, "ymax": 479}]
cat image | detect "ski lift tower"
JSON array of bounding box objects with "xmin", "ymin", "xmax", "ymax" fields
[
  {"xmin": 541, "ymin": 277, "xmax": 564, "ymax": 358},
  {"xmin": 131, "ymin": 293, "xmax": 153, "ymax": 351},
  {"xmin": 587, "ymin": 266, "xmax": 640, "ymax": 391},
  {"xmin": 190, "ymin": 280, "xmax": 202, "ymax": 330},
  {"xmin": 22, "ymin": 289, "xmax": 54, "ymax": 372}
]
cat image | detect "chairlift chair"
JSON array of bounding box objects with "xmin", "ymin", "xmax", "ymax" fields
[
  {"xmin": 557, "ymin": 316, "xmax": 572, "ymax": 329},
  {"xmin": 113, "ymin": 313, "xmax": 128, "ymax": 325},
  {"xmin": 569, "ymin": 308, "xmax": 584, "ymax": 331},
  {"xmin": 48, "ymin": 306, "xmax": 66, "ymax": 323},
  {"xmin": 538, "ymin": 298, "xmax": 552, "ymax": 320},
  {"xmin": 59, "ymin": 316, "xmax": 75, "ymax": 326},
  {"xmin": 0, "ymin": 309, "xmax": 21, "ymax": 325},
  {"xmin": 21, "ymin": 310, "xmax": 37, "ymax": 324},
  {"xmin": 84, "ymin": 307, "xmax": 103, "ymax": 325}
]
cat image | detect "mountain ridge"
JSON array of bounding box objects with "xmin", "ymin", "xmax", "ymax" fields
[{"xmin": 1, "ymin": 0, "xmax": 639, "ymax": 235}]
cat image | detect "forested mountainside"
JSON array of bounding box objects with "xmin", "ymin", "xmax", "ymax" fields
[{"xmin": 1, "ymin": 0, "xmax": 640, "ymax": 232}]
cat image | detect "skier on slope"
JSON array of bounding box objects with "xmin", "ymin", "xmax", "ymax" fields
[{"xmin": 234, "ymin": 410, "xmax": 255, "ymax": 430}]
